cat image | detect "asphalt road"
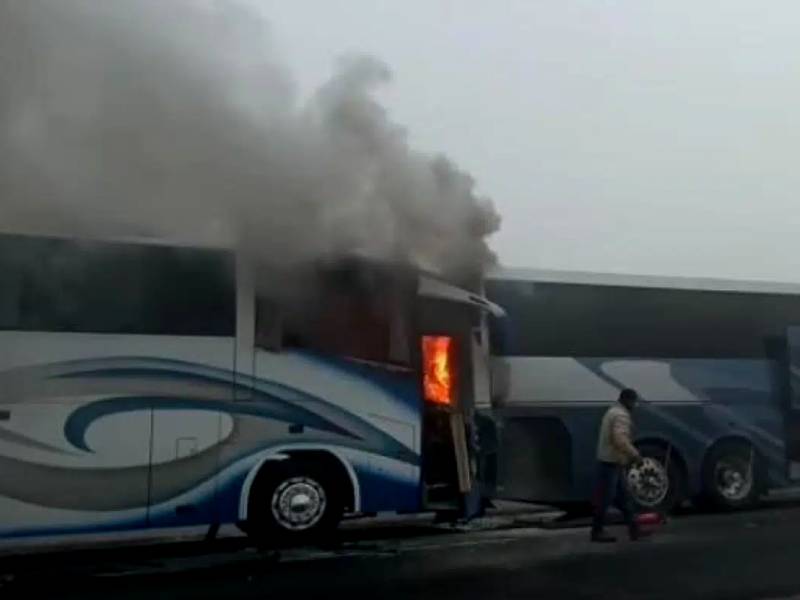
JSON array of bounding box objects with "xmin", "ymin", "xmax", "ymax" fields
[{"xmin": 6, "ymin": 503, "xmax": 800, "ymax": 599}]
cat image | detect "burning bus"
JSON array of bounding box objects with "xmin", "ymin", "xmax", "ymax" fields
[{"xmin": 0, "ymin": 232, "xmax": 502, "ymax": 543}]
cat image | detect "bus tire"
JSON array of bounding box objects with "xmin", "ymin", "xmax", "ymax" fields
[
  {"xmin": 700, "ymin": 439, "xmax": 761, "ymax": 511},
  {"xmin": 247, "ymin": 457, "xmax": 344, "ymax": 546},
  {"xmin": 627, "ymin": 443, "xmax": 685, "ymax": 513}
]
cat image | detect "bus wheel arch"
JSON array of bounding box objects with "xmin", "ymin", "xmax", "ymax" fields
[
  {"xmin": 699, "ymin": 436, "xmax": 762, "ymax": 510},
  {"xmin": 628, "ymin": 439, "xmax": 688, "ymax": 513},
  {"xmin": 243, "ymin": 450, "xmax": 356, "ymax": 544}
]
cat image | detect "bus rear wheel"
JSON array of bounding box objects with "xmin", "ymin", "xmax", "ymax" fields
[
  {"xmin": 627, "ymin": 444, "xmax": 685, "ymax": 513},
  {"xmin": 700, "ymin": 440, "xmax": 760, "ymax": 510},
  {"xmin": 247, "ymin": 458, "xmax": 343, "ymax": 546}
]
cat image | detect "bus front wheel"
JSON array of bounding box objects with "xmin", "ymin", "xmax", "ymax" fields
[{"xmin": 247, "ymin": 457, "xmax": 344, "ymax": 545}]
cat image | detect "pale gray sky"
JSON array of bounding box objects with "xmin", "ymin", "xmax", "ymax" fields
[{"xmin": 255, "ymin": 1, "xmax": 800, "ymax": 282}]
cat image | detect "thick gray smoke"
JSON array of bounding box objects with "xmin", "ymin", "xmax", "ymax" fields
[{"xmin": 0, "ymin": 0, "xmax": 499, "ymax": 280}]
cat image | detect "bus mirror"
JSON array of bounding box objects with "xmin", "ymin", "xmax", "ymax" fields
[{"xmin": 491, "ymin": 358, "xmax": 510, "ymax": 406}]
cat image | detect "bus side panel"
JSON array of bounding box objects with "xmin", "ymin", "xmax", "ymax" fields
[
  {"xmin": 0, "ymin": 336, "xmax": 424, "ymax": 538},
  {"xmin": 493, "ymin": 355, "xmax": 786, "ymax": 504},
  {"xmin": 235, "ymin": 349, "xmax": 423, "ymax": 518},
  {"xmin": 0, "ymin": 332, "xmax": 235, "ymax": 537},
  {"xmin": 634, "ymin": 357, "xmax": 788, "ymax": 491}
]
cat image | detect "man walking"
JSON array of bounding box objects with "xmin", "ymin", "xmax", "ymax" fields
[{"xmin": 591, "ymin": 388, "xmax": 643, "ymax": 542}]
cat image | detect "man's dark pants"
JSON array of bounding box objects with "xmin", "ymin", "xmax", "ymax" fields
[{"xmin": 591, "ymin": 460, "xmax": 636, "ymax": 535}]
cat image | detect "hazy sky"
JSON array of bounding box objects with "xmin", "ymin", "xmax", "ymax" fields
[{"xmin": 255, "ymin": 1, "xmax": 800, "ymax": 282}]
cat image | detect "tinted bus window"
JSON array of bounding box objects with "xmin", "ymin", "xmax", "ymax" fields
[
  {"xmin": 486, "ymin": 279, "xmax": 800, "ymax": 359},
  {"xmin": 259, "ymin": 261, "xmax": 412, "ymax": 365},
  {"xmin": 0, "ymin": 235, "xmax": 235, "ymax": 336}
]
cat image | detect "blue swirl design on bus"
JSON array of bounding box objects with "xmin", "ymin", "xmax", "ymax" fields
[{"xmin": 0, "ymin": 356, "xmax": 420, "ymax": 516}]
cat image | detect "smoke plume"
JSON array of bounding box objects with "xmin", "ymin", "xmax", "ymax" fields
[{"xmin": 0, "ymin": 0, "xmax": 499, "ymax": 280}]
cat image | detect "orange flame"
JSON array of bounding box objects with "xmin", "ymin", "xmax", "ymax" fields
[{"xmin": 422, "ymin": 335, "xmax": 455, "ymax": 405}]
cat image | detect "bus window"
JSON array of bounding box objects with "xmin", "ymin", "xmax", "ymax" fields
[
  {"xmin": 270, "ymin": 263, "xmax": 412, "ymax": 367},
  {"xmin": 0, "ymin": 234, "xmax": 235, "ymax": 336}
]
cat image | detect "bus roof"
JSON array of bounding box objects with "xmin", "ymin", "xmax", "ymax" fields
[
  {"xmin": 490, "ymin": 266, "xmax": 800, "ymax": 297},
  {"xmin": 0, "ymin": 225, "xmax": 231, "ymax": 250}
]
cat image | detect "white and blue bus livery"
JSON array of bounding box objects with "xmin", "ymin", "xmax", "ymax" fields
[{"xmin": 0, "ymin": 232, "xmax": 501, "ymax": 542}]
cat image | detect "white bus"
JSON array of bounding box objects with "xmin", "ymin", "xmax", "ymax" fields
[{"xmin": 0, "ymin": 231, "xmax": 502, "ymax": 543}]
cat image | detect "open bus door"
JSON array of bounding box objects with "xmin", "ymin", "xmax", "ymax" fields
[{"xmin": 417, "ymin": 276, "xmax": 503, "ymax": 519}]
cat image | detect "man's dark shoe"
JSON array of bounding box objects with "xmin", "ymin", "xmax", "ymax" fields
[{"xmin": 590, "ymin": 530, "xmax": 617, "ymax": 543}]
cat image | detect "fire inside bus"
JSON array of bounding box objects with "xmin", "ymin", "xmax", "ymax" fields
[{"xmin": 422, "ymin": 336, "xmax": 456, "ymax": 406}]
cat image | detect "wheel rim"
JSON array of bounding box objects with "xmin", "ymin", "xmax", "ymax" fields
[
  {"xmin": 627, "ymin": 458, "xmax": 669, "ymax": 507},
  {"xmin": 271, "ymin": 476, "xmax": 327, "ymax": 531},
  {"xmin": 714, "ymin": 458, "xmax": 753, "ymax": 501}
]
